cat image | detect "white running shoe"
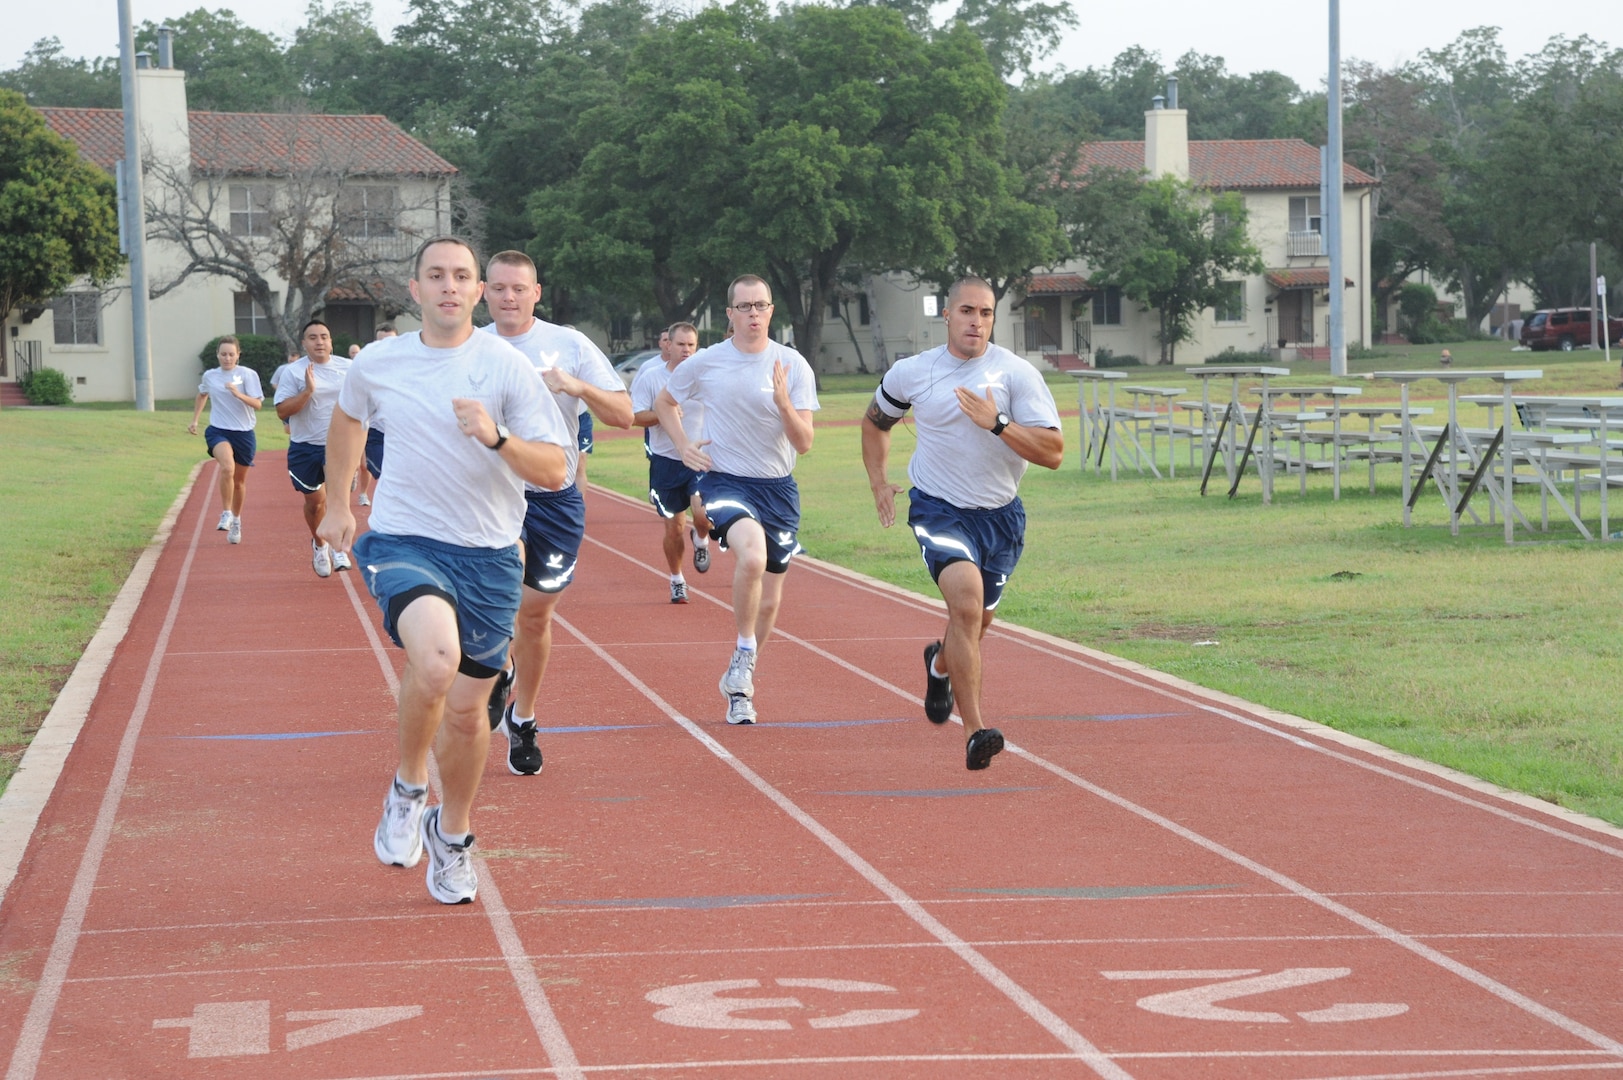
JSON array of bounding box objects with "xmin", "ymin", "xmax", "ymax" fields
[
  {"xmin": 312, "ymin": 539, "xmax": 333, "ymax": 578},
  {"xmin": 690, "ymin": 527, "xmax": 710, "ymax": 573},
  {"xmin": 726, "ymin": 692, "xmax": 757, "ymax": 725},
  {"xmin": 227, "ymin": 517, "xmax": 242, "ymax": 545},
  {"xmin": 332, "ymin": 549, "xmax": 352, "ymax": 571},
  {"xmin": 421, "ymin": 806, "xmax": 478, "ymax": 904},
  {"xmin": 357, "ymin": 492, "xmax": 371, "ymax": 507},
  {"xmin": 719, "ymin": 647, "xmax": 756, "ymax": 697},
  {"xmin": 217, "ymin": 510, "xmax": 233, "ymax": 531},
  {"xmin": 374, "ymin": 778, "xmax": 427, "ymax": 867}
]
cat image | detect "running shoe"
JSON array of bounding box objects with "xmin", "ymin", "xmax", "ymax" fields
[
  {"xmin": 358, "ymin": 492, "xmax": 371, "ymax": 507},
  {"xmin": 227, "ymin": 517, "xmax": 242, "ymax": 545},
  {"xmin": 421, "ymin": 806, "xmax": 478, "ymax": 904},
  {"xmin": 486, "ymin": 665, "xmax": 513, "ymax": 731},
  {"xmin": 719, "ymin": 647, "xmax": 756, "ymax": 697},
  {"xmin": 312, "ymin": 539, "xmax": 332, "ymax": 578},
  {"xmin": 691, "ymin": 527, "xmax": 710, "ymax": 573},
  {"xmin": 498, "ymin": 704, "xmax": 543, "ymax": 775},
  {"xmin": 726, "ymin": 692, "xmax": 757, "ymax": 725},
  {"xmin": 923, "ymin": 641, "xmax": 954, "ymax": 724},
  {"xmin": 374, "ymin": 777, "xmax": 427, "ymax": 867},
  {"xmin": 670, "ymin": 580, "xmax": 689, "ymax": 604},
  {"xmin": 966, "ymin": 727, "xmax": 1005, "ymax": 771},
  {"xmin": 332, "ymin": 549, "xmax": 352, "ymax": 571},
  {"xmin": 217, "ymin": 510, "xmax": 233, "ymax": 531}
]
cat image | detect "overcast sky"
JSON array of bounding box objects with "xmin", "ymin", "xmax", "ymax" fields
[{"xmin": 6, "ymin": 0, "xmax": 1616, "ymax": 89}]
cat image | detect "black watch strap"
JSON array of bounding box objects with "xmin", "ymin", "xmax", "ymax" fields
[
  {"xmin": 990, "ymin": 412, "xmax": 1010, "ymax": 436},
  {"xmin": 488, "ymin": 424, "xmax": 509, "ymax": 451}
]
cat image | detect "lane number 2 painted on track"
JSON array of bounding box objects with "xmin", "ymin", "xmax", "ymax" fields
[
  {"xmin": 647, "ymin": 979, "xmax": 919, "ymax": 1030},
  {"xmin": 1101, "ymin": 968, "xmax": 1408, "ymax": 1023}
]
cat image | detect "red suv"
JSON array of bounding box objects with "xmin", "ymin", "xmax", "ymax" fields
[{"xmin": 1520, "ymin": 307, "xmax": 1623, "ymax": 351}]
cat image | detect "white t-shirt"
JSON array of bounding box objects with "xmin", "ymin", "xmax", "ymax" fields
[
  {"xmin": 478, "ymin": 320, "xmax": 623, "ymax": 488},
  {"xmin": 198, "ymin": 367, "xmax": 262, "ymax": 432},
  {"xmin": 337, "ymin": 330, "xmax": 570, "ymax": 549},
  {"xmin": 274, "ymin": 355, "xmax": 351, "ymax": 446},
  {"xmin": 632, "ymin": 359, "xmax": 704, "ymax": 459},
  {"xmin": 873, "ymin": 343, "xmax": 1060, "ymax": 510},
  {"xmin": 662, "ymin": 339, "xmax": 819, "ymax": 478}
]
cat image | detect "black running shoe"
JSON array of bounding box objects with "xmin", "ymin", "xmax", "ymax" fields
[
  {"xmin": 965, "ymin": 727, "xmax": 1004, "ymax": 771},
  {"xmin": 486, "ymin": 666, "xmax": 513, "ymax": 731},
  {"xmin": 923, "ymin": 641, "xmax": 953, "ymax": 724},
  {"xmin": 500, "ymin": 703, "xmax": 543, "ymax": 775}
]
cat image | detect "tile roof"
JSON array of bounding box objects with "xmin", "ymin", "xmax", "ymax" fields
[
  {"xmin": 1266, "ymin": 268, "xmax": 1356, "ymax": 289},
  {"xmin": 1079, "ymin": 139, "xmax": 1377, "ymax": 190},
  {"xmin": 38, "ymin": 107, "xmax": 456, "ymax": 178},
  {"xmin": 1025, "ymin": 273, "xmax": 1092, "ymax": 295}
]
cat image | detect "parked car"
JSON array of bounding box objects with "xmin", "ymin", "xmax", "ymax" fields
[
  {"xmin": 1519, "ymin": 307, "xmax": 1623, "ymax": 351},
  {"xmin": 611, "ymin": 348, "xmax": 661, "ymax": 388}
]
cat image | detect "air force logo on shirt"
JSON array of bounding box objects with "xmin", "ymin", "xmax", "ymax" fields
[
  {"xmin": 467, "ymin": 370, "xmax": 489, "ymax": 392},
  {"xmin": 539, "ymin": 350, "xmax": 561, "ymax": 370}
]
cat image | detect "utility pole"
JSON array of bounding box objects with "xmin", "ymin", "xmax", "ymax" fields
[
  {"xmin": 1326, "ymin": 0, "xmax": 1346, "ymax": 377},
  {"xmin": 117, "ymin": 0, "xmax": 154, "ymax": 410}
]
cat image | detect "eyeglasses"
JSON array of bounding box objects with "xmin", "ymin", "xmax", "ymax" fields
[{"xmin": 731, "ymin": 301, "xmax": 773, "ymax": 313}]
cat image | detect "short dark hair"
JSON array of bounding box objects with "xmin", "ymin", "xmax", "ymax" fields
[
  {"xmin": 412, "ymin": 235, "xmax": 481, "ymax": 279},
  {"xmin": 486, "ymin": 250, "xmax": 538, "ymax": 280},
  {"xmin": 668, "ymin": 321, "xmax": 698, "ymax": 338},
  {"xmin": 728, "ymin": 274, "xmax": 770, "ymax": 306},
  {"xmin": 375, "ymin": 322, "xmax": 396, "ymax": 336},
  {"xmin": 946, "ymin": 276, "xmax": 995, "ymax": 307},
  {"xmin": 301, "ymin": 319, "xmax": 330, "ymax": 337},
  {"xmin": 216, "ymin": 334, "xmax": 240, "ymax": 350}
]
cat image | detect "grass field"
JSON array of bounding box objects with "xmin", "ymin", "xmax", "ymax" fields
[{"xmin": 4, "ymin": 339, "xmax": 1621, "ymax": 826}]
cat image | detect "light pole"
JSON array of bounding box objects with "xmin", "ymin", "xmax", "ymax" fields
[
  {"xmin": 1326, "ymin": 0, "xmax": 1346, "ymax": 377},
  {"xmin": 117, "ymin": 0, "xmax": 154, "ymax": 410}
]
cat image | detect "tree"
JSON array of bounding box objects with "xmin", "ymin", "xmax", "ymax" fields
[
  {"xmin": 286, "ymin": 0, "xmax": 393, "ymax": 116},
  {"xmin": 0, "ymin": 90, "xmax": 123, "ymax": 366},
  {"xmin": 0, "ymin": 38, "xmax": 120, "ymax": 107},
  {"xmin": 135, "ymin": 9, "xmax": 299, "ymax": 112},
  {"xmin": 1076, "ymin": 175, "xmax": 1262, "ymax": 363},
  {"xmin": 142, "ymin": 113, "xmax": 452, "ymax": 356},
  {"xmin": 949, "ymin": 0, "xmax": 1075, "ymax": 82}
]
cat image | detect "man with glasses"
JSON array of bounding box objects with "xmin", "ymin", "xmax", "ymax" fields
[
  {"xmin": 655, "ymin": 276, "xmax": 819, "ymax": 724},
  {"xmin": 860, "ymin": 276, "xmax": 1062, "ymax": 770},
  {"xmin": 633, "ymin": 321, "xmax": 713, "ymax": 603}
]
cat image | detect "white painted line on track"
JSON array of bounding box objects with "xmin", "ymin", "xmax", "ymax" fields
[
  {"xmin": 552, "ymin": 612, "xmax": 1135, "ymax": 1080},
  {"xmin": 338, "ymin": 571, "xmax": 584, "ymax": 1080},
  {"xmin": 4, "ymin": 476, "xmax": 210, "ymax": 1080},
  {"xmin": 1290, "ymin": 1062, "xmax": 1623, "ymax": 1080},
  {"xmin": 0, "ymin": 461, "xmax": 203, "ymax": 910},
  {"xmin": 579, "ymin": 519, "xmax": 1623, "ymax": 1062}
]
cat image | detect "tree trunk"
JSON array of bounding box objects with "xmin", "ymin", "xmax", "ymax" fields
[{"xmin": 864, "ymin": 274, "xmax": 890, "ymax": 371}]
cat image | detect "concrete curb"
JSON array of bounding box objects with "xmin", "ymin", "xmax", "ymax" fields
[{"xmin": 0, "ymin": 462, "xmax": 204, "ymax": 909}]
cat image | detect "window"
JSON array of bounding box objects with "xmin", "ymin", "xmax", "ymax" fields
[
  {"xmin": 52, "ymin": 291, "xmax": 100, "ymax": 345},
  {"xmin": 828, "ymin": 293, "xmax": 871, "ymax": 325},
  {"xmin": 1288, "ymin": 195, "xmax": 1322, "ymax": 234},
  {"xmin": 229, "ymin": 185, "xmax": 274, "ymax": 237},
  {"xmin": 1091, "ymin": 286, "xmax": 1123, "ymax": 326},
  {"xmin": 858, "ymin": 292, "xmax": 870, "ymax": 325},
  {"xmin": 1214, "ymin": 281, "xmax": 1246, "ymax": 323},
  {"xmin": 234, "ymin": 292, "xmax": 279, "ymax": 336},
  {"xmin": 338, "ymin": 185, "xmax": 398, "ymax": 238}
]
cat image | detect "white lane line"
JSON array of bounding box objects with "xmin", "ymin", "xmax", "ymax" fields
[
  {"xmin": 579, "ymin": 523, "xmax": 1623, "ymax": 1061},
  {"xmin": 337, "ymin": 572, "xmax": 584, "ymax": 1080},
  {"xmin": 0, "ymin": 461, "xmax": 203, "ymax": 909},
  {"xmin": 4, "ymin": 481, "xmax": 211, "ymax": 1080},
  {"xmin": 1290, "ymin": 1062, "xmax": 1623, "ymax": 1080},
  {"xmin": 552, "ymin": 614, "xmax": 1133, "ymax": 1080},
  {"xmin": 791, "ymin": 553, "xmax": 1623, "ymax": 854}
]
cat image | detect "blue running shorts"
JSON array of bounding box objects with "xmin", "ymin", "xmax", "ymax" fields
[
  {"xmin": 204, "ymin": 426, "xmax": 256, "ymax": 467},
  {"xmin": 521, "ymin": 484, "xmax": 586, "ymax": 593},
  {"xmin": 698, "ymin": 472, "xmax": 801, "ymax": 574},
  {"xmin": 907, "ymin": 487, "xmax": 1026, "ymax": 610},
  {"xmin": 648, "ymin": 453, "xmax": 702, "ymax": 519},
  {"xmin": 287, "ymin": 439, "xmax": 326, "ymax": 493},
  {"xmin": 364, "ymin": 427, "xmax": 385, "ymax": 479}
]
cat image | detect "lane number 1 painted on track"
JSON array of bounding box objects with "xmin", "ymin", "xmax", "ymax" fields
[
  {"xmin": 153, "ymin": 1001, "xmax": 423, "ymax": 1057},
  {"xmin": 1100, "ymin": 969, "xmax": 1408, "ymax": 1023},
  {"xmin": 648, "ymin": 979, "xmax": 919, "ymax": 1030}
]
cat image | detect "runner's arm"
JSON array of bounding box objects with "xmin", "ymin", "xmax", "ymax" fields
[{"xmin": 316, "ymin": 407, "xmax": 364, "ymax": 551}]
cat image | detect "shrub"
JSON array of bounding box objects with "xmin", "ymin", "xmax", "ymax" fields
[
  {"xmin": 1204, "ymin": 346, "xmax": 1275, "ymax": 365},
  {"xmin": 1093, "ymin": 347, "xmax": 1140, "ymax": 368},
  {"xmin": 199, "ymin": 334, "xmax": 285, "ymax": 390},
  {"xmin": 18, "ymin": 366, "xmax": 73, "ymax": 405}
]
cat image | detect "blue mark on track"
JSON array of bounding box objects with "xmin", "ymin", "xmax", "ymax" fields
[
  {"xmin": 173, "ymin": 730, "xmax": 373, "ymax": 741},
  {"xmin": 765, "ymin": 717, "xmax": 912, "ymax": 729},
  {"xmin": 552, "ymin": 893, "xmax": 829, "ymax": 910},
  {"xmin": 821, "ymin": 787, "xmax": 1037, "ymax": 798},
  {"xmin": 957, "ymin": 884, "xmax": 1236, "ymax": 899},
  {"xmin": 1025, "ymin": 713, "xmax": 1185, "ymax": 722},
  {"xmin": 542, "ymin": 724, "xmax": 654, "ymax": 734}
]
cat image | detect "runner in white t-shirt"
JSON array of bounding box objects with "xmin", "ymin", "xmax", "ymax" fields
[
  {"xmin": 274, "ymin": 319, "xmax": 352, "ymax": 576},
  {"xmin": 655, "ymin": 275, "xmax": 819, "ymax": 726},
  {"xmin": 187, "ymin": 335, "xmax": 263, "ymax": 545},
  {"xmin": 477, "ymin": 250, "xmax": 632, "ymax": 777},
  {"xmin": 632, "ymin": 323, "xmax": 713, "ymax": 602},
  {"xmin": 861, "ymin": 276, "xmax": 1063, "ymax": 771},
  {"xmin": 317, "ymin": 237, "xmax": 571, "ymax": 907}
]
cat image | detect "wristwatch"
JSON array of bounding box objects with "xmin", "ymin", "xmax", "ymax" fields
[
  {"xmin": 990, "ymin": 412, "xmax": 1011, "ymax": 436},
  {"xmin": 488, "ymin": 423, "xmax": 510, "ymax": 451}
]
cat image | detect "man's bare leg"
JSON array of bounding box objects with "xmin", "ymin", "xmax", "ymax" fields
[
  {"xmin": 509, "ymin": 587, "xmax": 563, "ymax": 722},
  {"xmin": 393, "ymin": 596, "xmax": 492, "ymax": 836},
  {"xmin": 725, "ymin": 518, "xmax": 768, "ymax": 639},
  {"xmin": 662, "ymin": 512, "xmax": 687, "ymax": 574},
  {"xmin": 936, "ymin": 561, "xmax": 996, "ymax": 739},
  {"xmin": 211, "ymin": 442, "xmax": 236, "ymax": 511}
]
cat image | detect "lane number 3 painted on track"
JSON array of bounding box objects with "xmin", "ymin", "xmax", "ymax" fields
[
  {"xmin": 1101, "ymin": 968, "xmax": 1408, "ymax": 1023},
  {"xmin": 647, "ymin": 978, "xmax": 919, "ymax": 1030}
]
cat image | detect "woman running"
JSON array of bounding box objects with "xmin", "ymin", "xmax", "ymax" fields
[{"xmin": 187, "ymin": 336, "xmax": 264, "ymax": 544}]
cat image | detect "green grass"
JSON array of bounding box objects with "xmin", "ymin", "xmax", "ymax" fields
[
  {"xmin": 0, "ymin": 406, "xmax": 287, "ymax": 791},
  {"xmin": 7, "ymin": 350, "xmax": 1623, "ymax": 828}
]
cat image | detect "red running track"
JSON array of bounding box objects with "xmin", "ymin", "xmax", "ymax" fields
[{"xmin": 0, "ymin": 457, "xmax": 1621, "ymax": 1079}]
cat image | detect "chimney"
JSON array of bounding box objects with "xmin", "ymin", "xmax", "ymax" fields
[
  {"xmin": 1144, "ymin": 78, "xmax": 1188, "ymax": 181},
  {"xmin": 157, "ymin": 26, "xmax": 174, "ymax": 70},
  {"xmin": 135, "ymin": 51, "xmax": 152, "ymax": 70}
]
